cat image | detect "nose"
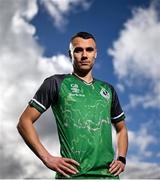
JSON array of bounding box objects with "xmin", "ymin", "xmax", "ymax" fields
[
  {"xmin": 81, "ymin": 50, "xmax": 88, "ymax": 60},
  {"xmin": 82, "ymin": 49, "xmax": 87, "ymax": 57}
]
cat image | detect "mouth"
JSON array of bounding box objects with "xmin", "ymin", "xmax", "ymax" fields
[{"xmin": 80, "ymin": 61, "xmax": 90, "ymax": 65}]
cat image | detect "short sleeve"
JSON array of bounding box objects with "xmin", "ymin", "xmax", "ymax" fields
[
  {"xmin": 29, "ymin": 76, "xmax": 58, "ymax": 113},
  {"xmin": 111, "ymin": 86, "xmax": 125, "ymax": 123}
]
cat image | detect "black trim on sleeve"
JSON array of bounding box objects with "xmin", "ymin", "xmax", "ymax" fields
[{"xmin": 29, "ymin": 99, "xmax": 46, "ymax": 113}]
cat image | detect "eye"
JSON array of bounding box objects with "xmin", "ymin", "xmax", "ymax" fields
[
  {"xmin": 74, "ymin": 47, "xmax": 83, "ymax": 53},
  {"xmin": 86, "ymin": 47, "xmax": 94, "ymax": 52}
]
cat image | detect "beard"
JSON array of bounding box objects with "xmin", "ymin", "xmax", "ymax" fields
[{"xmin": 73, "ymin": 60, "xmax": 95, "ymax": 76}]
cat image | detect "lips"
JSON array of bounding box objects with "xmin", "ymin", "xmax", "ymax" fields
[{"xmin": 80, "ymin": 61, "xmax": 90, "ymax": 65}]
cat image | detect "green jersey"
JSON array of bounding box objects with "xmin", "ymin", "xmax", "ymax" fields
[{"xmin": 29, "ymin": 74, "xmax": 125, "ymax": 179}]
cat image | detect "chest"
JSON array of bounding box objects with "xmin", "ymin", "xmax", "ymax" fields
[{"xmin": 58, "ymin": 79, "xmax": 112, "ymax": 112}]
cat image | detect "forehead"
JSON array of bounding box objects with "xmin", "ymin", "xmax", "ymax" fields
[{"xmin": 71, "ymin": 37, "xmax": 96, "ymax": 48}]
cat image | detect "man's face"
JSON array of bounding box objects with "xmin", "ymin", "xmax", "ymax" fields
[{"xmin": 69, "ymin": 37, "xmax": 97, "ymax": 73}]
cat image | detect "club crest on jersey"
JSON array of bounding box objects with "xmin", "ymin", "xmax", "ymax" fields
[{"xmin": 100, "ymin": 88, "xmax": 110, "ymax": 100}]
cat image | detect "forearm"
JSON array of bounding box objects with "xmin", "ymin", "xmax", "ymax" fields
[
  {"xmin": 17, "ymin": 118, "xmax": 50, "ymax": 162},
  {"xmin": 116, "ymin": 126, "xmax": 128, "ymax": 158},
  {"xmin": 109, "ymin": 122, "xmax": 128, "ymax": 176}
]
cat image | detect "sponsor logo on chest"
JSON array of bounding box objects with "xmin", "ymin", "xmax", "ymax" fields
[{"xmin": 69, "ymin": 84, "xmax": 85, "ymax": 97}]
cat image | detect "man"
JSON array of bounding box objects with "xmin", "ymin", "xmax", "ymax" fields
[{"xmin": 17, "ymin": 32, "xmax": 128, "ymax": 179}]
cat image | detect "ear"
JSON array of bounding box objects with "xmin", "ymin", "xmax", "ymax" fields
[
  {"xmin": 94, "ymin": 52, "xmax": 97, "ymax": 59},
  {"xmin": 68, "ymin": 50, "xmax": 72, "ymax": 59}
]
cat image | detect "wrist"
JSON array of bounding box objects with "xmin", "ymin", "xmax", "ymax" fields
[
  {"xmin": 40, "ymin": 152, "xmax": 51, "ymax": 163},
  {"xmin": 117, "ymin": 156, "xmax": 126, "ymax": 165}
]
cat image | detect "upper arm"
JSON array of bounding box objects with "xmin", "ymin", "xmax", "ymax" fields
[
  {"xmin": 19, "ymin": 105, "xmax": 42, "ymax": 124},
  {"xmin": 113, "ymin": 120, "xmax": 127, "ymax": 133}
]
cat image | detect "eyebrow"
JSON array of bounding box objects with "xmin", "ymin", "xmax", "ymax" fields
[{"xmin": 74, "ymin": 47, "xmax": 95, "ymax": 53}]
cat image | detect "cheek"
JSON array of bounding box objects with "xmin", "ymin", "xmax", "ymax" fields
[
  {"xmin": 71, "ymin": 55, "xmax": 79, "ymax": 65},
  {"xmin": 90, "ymin": 54, "xmax": 96, "ymax": 62},
  {"xmin": 72, "ymin": 54, "xmax": 81, "ymax": 61}
]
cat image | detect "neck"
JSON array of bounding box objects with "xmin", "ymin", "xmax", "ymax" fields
[{"xmin": 73, "ymin": 70, "xmax": 93, "ymax": 83}]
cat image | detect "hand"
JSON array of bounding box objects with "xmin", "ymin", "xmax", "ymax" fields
[
  {"xmin": 43, "ymin": 155, "xmax": 80, "ymax": 177},
  {"xmin": 109, "ymin": 160, "xmax": 125, "ymax": 176}
]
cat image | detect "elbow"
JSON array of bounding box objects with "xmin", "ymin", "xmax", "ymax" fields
[
  {"xmin": 17, "ymin": 117, "xmax": 22, "ymax": 133},
  {"xmin": 17, "ymin": 116, "xmax": 25, "ymax": 135},
  {"xmin": 120, "ymin": 126, "xmax": 128, "ymax": 137}
]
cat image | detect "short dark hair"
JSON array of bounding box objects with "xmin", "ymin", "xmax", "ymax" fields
[{"xmin": 70, "ymin": 32, "xmax": 96, "ymax": 43}]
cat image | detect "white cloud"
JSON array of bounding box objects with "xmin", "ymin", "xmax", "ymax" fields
[
  {"xmin": 38, "ymin": 55, "xmax": 73, "ymax": 77},
  {"xmin": 121, "ymin": 161, "xmax": 160, "ymax": 179},
  {"xmin": 112, "ymin": 125, "xmax": 160, "ymax": 178},
  {"xmin": 0, "ymin": 0, "xmax": 72, "ymax": 178},
  {"xmin": 41, "ymin": 0, "xmax": 92, "ymax": 29},
  {"xmin": 121, "ymin": 127, "xmax": 160, "ymax": 178},
  {"xmin": 128, "ymin": 128, "xmax": 157, "ymax": 158},
  {"xmin": 108, "ymin": 1, "xmax": 160, "ymax": 108},
  {"xmin": 113, "ymin": 126, "xmax": 157, "ymax": 161},
  {"xmin": 116, "ymin": 83, "xmax": 125, "ymax": 93}
]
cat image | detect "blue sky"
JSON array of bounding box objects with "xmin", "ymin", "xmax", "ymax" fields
[
  {"xmin": 1, "ymin": 0, "xmax": 160, "ymax": 179},
  {"xmin": 32, "ymin": 0, "xmax": 150, "ymax": 82}
]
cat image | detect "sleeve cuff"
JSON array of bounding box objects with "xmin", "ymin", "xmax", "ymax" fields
[
  {"xmin": 111, "ymin": 112, "xmax": 125, "ymax": 123},
  {"xmin": 29, "ymin": 99, "xmax": 46, "ymax": 113}
]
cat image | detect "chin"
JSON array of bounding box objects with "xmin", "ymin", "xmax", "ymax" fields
[
  {"xmin": 74, "ymin": 64, "xmax": 93, "ymax": 73},
  {"xmin": 79, "ymin": 67, "xmax": 93, "ymax": 73}
]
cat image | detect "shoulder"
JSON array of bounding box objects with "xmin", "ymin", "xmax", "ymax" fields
[
  {"xmin": 38, "ymin": 74, "xmax": 70, "ymax": 91},
  {"xmin": 42, "ymin": 74, "xmax": 70, "ymax": 85},
  {"xmin": 44, "ymin": 74, "xmax": 69, "ymax": 81}
]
